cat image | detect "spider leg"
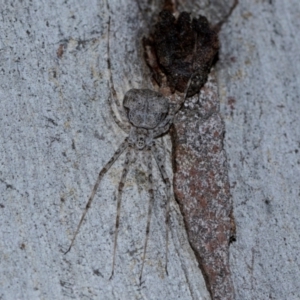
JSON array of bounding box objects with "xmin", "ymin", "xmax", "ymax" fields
[
  {"xmin": 107, "ymin": 16, "xmax": 121, "ymax": 108},
  {"xmin": 139, "ymin": 147, "xmax": 154, "ymax": 284},
  {"xmin": 110, "ymin": 146, "xmax": 133, "ymax": 279},
  {"xmin": 108, "ymin": 92, "xmax": 131, "ymax": 133},
  {"xmin": 152, "ymin": 144, "xmax": 171, "ymax": 276},
  {"xmin": 153, "ymin": 118, "xmax": 173, "ymax": 138},
  {"xmin": 107, "ymin": 18, "xmax": 130, "ymax": 133},
  {"xmin": 64, "ymin": 138, "xmax": 129, "ymax": 254},
  {"xmin": 154, "ymin": 75, "xmax": 194, "ymax": 138}
]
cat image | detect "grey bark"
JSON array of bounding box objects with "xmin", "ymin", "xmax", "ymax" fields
[
  {"xmin": 0, "ymin": 1, "xmax": 210, "ymax": 299},
  {"xmin": 218, "ymin": 1, "xmax": 300, "ymax": 299},
  {"xmin": 1, "ymin": 0, "xmax": 299, "ymax": 299}
]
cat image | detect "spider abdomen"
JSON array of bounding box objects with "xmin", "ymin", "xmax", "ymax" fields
[{"xmin": 124, "ymin": 89, "xmax": 169, "ymax": 129}]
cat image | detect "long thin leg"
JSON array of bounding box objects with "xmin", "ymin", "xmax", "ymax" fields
[
  {"xmin": 153, "ymin": 116, "xmax": 173, "ymax": 138},
  {"xmin": 108, "ymin": 93, "xmax": 131, "ymax": 133},
  {"xmin": 64, "ymin": 138, "xmax": 129, "ymax": 254},
  {"xmin": 152, "ymin": 144, "xmax": 171, "ymax": 276},
  {"xmin": 153, "ymin": 76, "xmax": 194, "ymax": 138},
  {"xmin": 107, "ymin": 17, "xmax": 131, "ymax": 132},
  {"xmin": 110, "ymin": 146, "xmax": 133, "ymax": 279},
  {"xmin": 139, "ymin": 147, "xmax": 154, "ymax": 284},
  {"xmin": 107, "ymin": 16, "xmax": 121, "ymax": 108}
]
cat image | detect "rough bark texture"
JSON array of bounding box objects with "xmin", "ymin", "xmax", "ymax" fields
[
  {"xmin": 0, "ymin": 1, "xmax": 210, "ymax": 299},
  {"xmin": 143, "ymin": 4, "xmax": 236, "ymax": 298},
  {"xmin": 172, "ymin": 70, "xmax": 235, "ymax": 300},
  {"xmin": 218, "ymin": 1, "xmax": 300, "ymax": 299},
  {"xmin": 1, "ymin": 0, "xmax": 299, "ymax": 300},
  {"xmin": 149, "ymin": 2, "xmax": 236, "ymax": 300}
]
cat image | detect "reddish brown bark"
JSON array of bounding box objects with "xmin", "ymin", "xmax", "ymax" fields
[
  {"xmin": 143, "ymin": 4, "xmax": 237, "ymax": 298},
  {"xmin": 171, "ymin": 70, "xmax": 235, "ymax": 299}
]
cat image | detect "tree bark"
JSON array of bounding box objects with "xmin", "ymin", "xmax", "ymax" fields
[
  {"xmin": 218, "ymin": 1, "xmax": 300, "ymax": 299},
  {"xmin": 1, "ymin": 1, "xmax": 299, "ymax": 299},
  {"xmin": 0, "ymin": 1, "xmax": 210, "ymax": 299}
]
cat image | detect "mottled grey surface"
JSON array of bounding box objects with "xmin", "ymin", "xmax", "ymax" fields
[
  {"xmin": 0, "ymin": 1, "xmax": 210, "ymax": 299},
  {"xmin": 218, "ymin": 1, "xmax": 300, "ymax": 299},
  {"xmin": 2, "ymin": 0, "xmax": 298, "ymax": 299}
]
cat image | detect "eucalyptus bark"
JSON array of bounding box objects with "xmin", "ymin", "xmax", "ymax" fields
[
  {"xmin": 218, "ymin": 1, "xmax": 300, "ymax": 299},
  {"xmin": 0, "ymin": 1, "xmax": 210, "ymax": 299},
  {"xmin": 1, "ymin": 1, "xmax": 299, "ymax": 300}
]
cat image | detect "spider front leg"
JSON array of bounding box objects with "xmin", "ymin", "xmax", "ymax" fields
[
  {"xmin": 110, "ymin": 146, "xmax": 134, "ymax": 279},
  {"xmin": 153, "ymin": 75, "xmax": 194, "ymax": 138},
  {"xmin": 153, "ymin": 117, "xmax": 173, "ymax": 138},
  {"xmin": 153, "ymin": 103, "xmax": 178, "ymax": 138},
  {"xmin": 108, "ymin": 90, "xmax": 131, "ymax": 133},
  {"xmin": 139, "ymin": 146, "xmax": 154, "ymax": 284},
  {"xmin": 107, "ymin": 17, "xmax": 130, "ymax": 132},
  {"xmin": 64, "ymin": 138, "xmax": 129, "ymax": 254},
  {"xmin": 152, "ymin": 143, "xmax": 171, "ymax": 276}
]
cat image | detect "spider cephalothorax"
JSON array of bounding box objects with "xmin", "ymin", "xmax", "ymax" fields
[
  {"xmin": 124, "ymin": 89, "xmax": 169, "ymax": 150},
  {"xmin": 124, "ymin": 89, "xmax": 169, "ymax": 130},
  {"xmin": 65, "ymin": 88, "xmax": 181, "ymax": 283}
]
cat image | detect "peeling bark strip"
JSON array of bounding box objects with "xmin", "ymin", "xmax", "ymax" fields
[
  {"xmin": 172, "ymin": 71, "xmax": 235, "ymax": 300},
  {"xmin": 144, "ymin": 7, "xmax": 235, "ymax": 300}
]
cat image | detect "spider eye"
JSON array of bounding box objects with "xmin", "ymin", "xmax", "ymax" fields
[{"xmin": 136, "ymin": 137, "xmax": 145, "ymax": 149}]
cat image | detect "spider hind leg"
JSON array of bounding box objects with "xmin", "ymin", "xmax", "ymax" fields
[
  {"xmin": 110, "ymin": 146, "xmax": 134, "ymax": 279},
  {"xmin": 139, "ymin": 147, "xmax": 155, "ymax": 284},
  {"xmin": 152, "ymin": 144, "xmax": 171, "ymax": 276},
  {"xmin": 64, "ymin": 139, "xmax": 128, "ymax": 255}
]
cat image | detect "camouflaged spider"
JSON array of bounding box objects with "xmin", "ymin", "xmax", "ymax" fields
[{"xmin": 65, "ymin": 87, "xmax": 187, "ymax": 282}]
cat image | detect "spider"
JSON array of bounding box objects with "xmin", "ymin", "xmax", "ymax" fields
[{"xmin": 65, "ymin": 86, "xmax": 188, "ymax": 282}]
